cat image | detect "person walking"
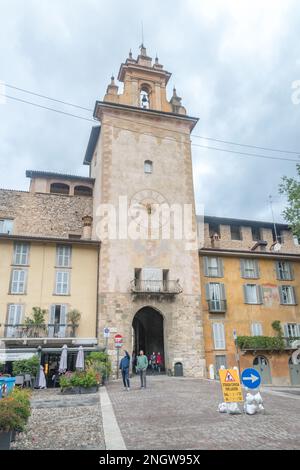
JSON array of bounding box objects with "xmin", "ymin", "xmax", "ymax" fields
[
  {"xmin": 156, "ymin": 352, "xmax": 162, "ymax": 374},
  {"xmin": 150, "ymin": 352, "xmax": 157, "ymax": 374},
  {"xmin": 119, "ymin": 350, "xmax": 130, "ymax": 391},
  {"xmin": 136, "ymin": 350, "xmax": 148, "ymax": 389}
]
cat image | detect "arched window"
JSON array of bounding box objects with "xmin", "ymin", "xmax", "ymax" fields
[
  {"xmin": 74, "ymin": 185, "xmax": 93, "ymax": 197},
  {"xmin": 50, "ymin": 182, "xmax": 70, "ymax": 195},
  {"xmin": 140, "ymin": 86, "xmax": 150, "ymax": 109},
  {"xmin": 144, "ymin": 160, "xmax": 153, "ymax": 174}
]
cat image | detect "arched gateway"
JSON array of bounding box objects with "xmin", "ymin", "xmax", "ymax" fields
[{"xmin": 132, "ymin": 307, "xmax": 164, "ymax": 369}]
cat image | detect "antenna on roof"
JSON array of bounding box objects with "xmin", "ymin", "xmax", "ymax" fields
[{"xmin": 141, "ymin": 21, "xmax": 144, "ymax": 46}]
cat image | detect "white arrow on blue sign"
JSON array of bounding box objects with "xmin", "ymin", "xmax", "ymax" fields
[
  {"xmin": 103, "ymin": 327, "xmax": 110, "ymax": 338},
  {"xmin": 241, "ymin": 368, "xmax": 261, "ymax": 389}
]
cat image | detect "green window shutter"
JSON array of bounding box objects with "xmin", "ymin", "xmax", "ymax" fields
[
  {"xmin": 283, "ymin": 323, "xmax": 289, "ymax": 337},
  {"xmin": 218, "ymin": 258, "xmax": 224, "ymax": 277},
  {"xmin": 240, "ymin": 259, "xmax": 246, "ymax": 278},
  {"xmin": 278, "ymin": 286, "xmax": 284, "ymax": 304},
  {"xmin": 275, "ymin": 262, "xmax": 281, "ymax": 280},
  {"xmin": 243, "ymin": 285, "xmax": 249, "ymax": 303},
  {"xmin": 254, "ymin": 260, "xmax": 260, "ymax": 279},
  {"xmin": 291, "ymin": 287, "xmax": 297, "ymax": 305},
  {"xmin": 220, "ymin": 283, "xmax": 226, "ymax": 300},
  {"xmin": 205, "ymin": 283, "xmax": 211, "ymax": 300},
  {"xmin": 203, "ymin": 257, "xmax": 209, "ymax": 276},
  {"xmin": 256, "ymin": 285, "xmax": 263, "ymax": 304},
  {"xmin": 288, "ymin": 263, "xmax": 294, "ymax": 281}
]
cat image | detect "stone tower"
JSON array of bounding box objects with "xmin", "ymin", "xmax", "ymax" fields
[{"xmin": 85, "ymin": 45, "xmax": 206, "ymax": 377}]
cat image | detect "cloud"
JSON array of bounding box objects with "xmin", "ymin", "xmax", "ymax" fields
[{"xmin": 0, "ymin": 0, "xmax": 299, "ymax": 223}]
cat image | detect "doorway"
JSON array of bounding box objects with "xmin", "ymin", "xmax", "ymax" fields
[
  {"xmin": 132, "ymin": 307, "xmax": 164, "ymax": 371},
  {"xmin": 253, "ymin": 355, "xmax": 272, "ymax": 384},
  {"xmin": 289, "ymin": 357, "xmax": 300, "ymax": 386}
]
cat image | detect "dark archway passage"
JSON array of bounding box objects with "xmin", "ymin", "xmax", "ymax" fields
[{"xmin": 132, "ymin": 307, "xmax": 164, "ymax": 370}]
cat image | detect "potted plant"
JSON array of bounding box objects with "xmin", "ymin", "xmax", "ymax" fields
[
  {"xmin": 86, "ymin": 351, "xmax": 111, "ymax": 384},
  {"xmin": 67, "ymin": 309, "xmax": 81, "ymax": 337},
  {"xmin": 0, "ymin": 398, "xmax": 26, "ymax": 449},
  {"xmin": 24, "ymin": 307, "xmax": 47, "ymax": 337}
]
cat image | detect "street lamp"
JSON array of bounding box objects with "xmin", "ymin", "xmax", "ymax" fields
[{"xmin": 34, "ymin": 345, "xmax": 42, "ymax": 388}]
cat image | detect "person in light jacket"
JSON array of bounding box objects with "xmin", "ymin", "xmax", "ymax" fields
[
  {"xmin": 119, "ymin": 350, "xmax": 130, "ymax": 391},
  {"xmin": 136, "ymin": 350, "xmax": 148, "ymax": 389}
]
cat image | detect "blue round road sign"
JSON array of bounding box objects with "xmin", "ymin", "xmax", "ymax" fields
[{"xmin": 241, "ymin": 368, "xmax": 261, "ymax": 389}]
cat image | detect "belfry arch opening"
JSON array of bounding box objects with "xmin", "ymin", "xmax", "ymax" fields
[{"xmin": 132, "ymin": 307, "xmax": 164, "ymax": 370}]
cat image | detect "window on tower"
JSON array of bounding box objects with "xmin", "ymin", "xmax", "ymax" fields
[{"xmin": 144, "ymin": 160, "xmax": 153, "ymax": 174}]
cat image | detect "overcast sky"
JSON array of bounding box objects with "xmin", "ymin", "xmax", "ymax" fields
[{"xmin": 0, "ymin": 0, "xmax": 299, "ymax": 222}]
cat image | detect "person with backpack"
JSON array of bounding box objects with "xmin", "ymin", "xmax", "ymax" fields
[{"xmin": 119, "ymin": 350, "xmax": 131, "ymax": 391}]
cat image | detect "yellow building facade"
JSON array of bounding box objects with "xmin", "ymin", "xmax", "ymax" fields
[{"xmin": 200, "ymin": 216, "xmax": 300, "ymax": 386}]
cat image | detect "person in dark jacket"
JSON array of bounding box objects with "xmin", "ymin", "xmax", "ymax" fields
[{"xmin": 119, "ymin": 350, "xmax": 130, "ymax": 391}]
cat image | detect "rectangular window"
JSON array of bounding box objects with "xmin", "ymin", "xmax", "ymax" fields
[
  {"xmin": 10, "ymin": 269, "xmax": 27, "ymax": 294},
  {"xmin": 0, "ymin": 219, "xmax": 13, "ymax": 234},
  {"xmin": 204, "ymin": 257, "xmax": 223, "ymax": 277},
  {"xmin": 212, "ymin": 323, "xmax": 226, "ymax": 349},
  {"xmin": 209, "ymin": 223, "xmax": 220, "ymax": 239},
  {"xmin": 13, "ymin": 243, "xmax": 29, "ymax": 265},
  {"xmin": 293, "ymin": 235, "xmax": 300, "ymax": 246},
  {"xmin": 284, "ymin": 323, "xmax": 300, "ymax": 338},
  {"xmin": 251, "ymin": 322, "xmax": 263, "ymax": 336},
  {"xmin": 230, "ymin": 225, "xmax": 242, "ymax": 240},
  {"xmin": 251, "ymin": 226, "xmax": 261, "ymax": 241},
  {"xmin": 55, "ymin": 271, "xmax": 70, "ymax": 295},
  {"xmin": 276, "ymin": 261, "xmax": 293, "ymax": 281},
  {"xmin": 56, "ymin": 245, "xmax": 72, "ymax": 268},
  {"xmin": 6, "ymin": 304, "xmax": 23, "ymax": 337},
  {"xmin": 49, "ymin": 304, "xmax": 67, "ymax": 337},
  {"xmin": 142, "ymin": 267, "xmax": 162, "ymax": 292},
  {"xmin": 243, "ymin": 284, "xmax": 263, "ymax": 304},
  {"xmin": 279, "ymin": 286, "xmax": 296, "ymax": 305},
  {"xmin": 240, "ymin": 259, "xmax": 259, "ymax": 279},
  {"xmin": 205, "ymin": 283, "xmax": 226, "ymax": 312}
]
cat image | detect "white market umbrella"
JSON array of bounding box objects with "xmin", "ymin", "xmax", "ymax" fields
[
  {"xmin": 75, "ymin": 346, "xmax": 84, "ymax": 370},
  {"xmin": 58, "ymin": 344, "xmax": 68, "ymax": 373}
]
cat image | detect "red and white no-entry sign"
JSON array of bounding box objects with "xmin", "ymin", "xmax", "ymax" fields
[{"xmin": 114, "ymin": 334, "xmax": 123, "ymax": 348}]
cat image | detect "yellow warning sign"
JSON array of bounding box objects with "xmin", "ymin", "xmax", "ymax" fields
[{"xmin": 219, "ymin": 369, "xmax": 243, "ymax": 402}]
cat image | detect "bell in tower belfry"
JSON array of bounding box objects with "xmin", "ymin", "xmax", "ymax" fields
[
  {"xmin": 102, "ymin": 45, "xmax": 186, "ymax": 114},
  {"xmin": 86, "ymin": 45, "xmax": 206, "ymax": 379}
]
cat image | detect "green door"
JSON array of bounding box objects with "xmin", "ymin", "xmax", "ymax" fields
[
  {"xmin": 253, "ymin": 356, "xmax": 272, "ymax": 384},
  {"xmin": 289, "ymin": 358, "xmax": 300, "ymax": 386}
]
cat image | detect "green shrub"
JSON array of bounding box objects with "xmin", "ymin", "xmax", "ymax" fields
[
  {"xmin": 0, "ymin": 394, "xmax": 31, "ymax": 432},
  {"xmin": 86, "ymin": 351, "xmax": 112, "ymax": 378},
  {"xmin": 12, "ymin": 356, "xmax": 39, "ymax": 377},
  {"xmin": 237, "ymin": 335, "xmax": 285, "ymax": 350},
  {"xmin": 59, "ymin": 370, "xmax": 98, "ymax": 389}
]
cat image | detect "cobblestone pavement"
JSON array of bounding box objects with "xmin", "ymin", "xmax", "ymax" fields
[
  {"xmin": 106, "ymin": 375, "xmax": 300, "ymax": 450},
  {"xmin": 11, "ymin": 389, "xmax": 105, "ymax": 450}
]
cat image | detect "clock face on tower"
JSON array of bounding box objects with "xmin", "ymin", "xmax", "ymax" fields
[{"xmin": 129, "ymin": 189, "xmax": 170, "ymax": 230}]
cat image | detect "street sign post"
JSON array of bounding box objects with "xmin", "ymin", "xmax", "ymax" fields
[
  {"xmin": 114, "ymin": 334, "xmax": 123, "ymax": 379},
  {"xmin": 241, "ymin": 368, "xmax": 261, "ymax": 389},
  {"xmin": 219, "ymin": 368, "xmax": 244, "ymax": 403}
]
